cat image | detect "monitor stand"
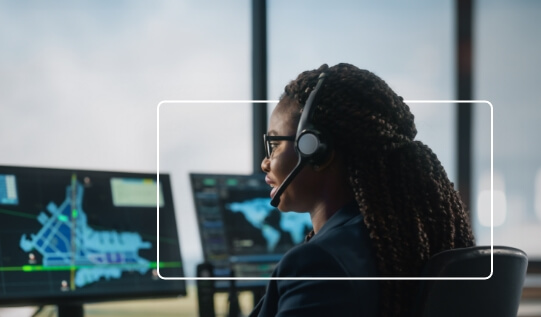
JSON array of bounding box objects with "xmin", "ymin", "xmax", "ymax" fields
[
  {"xmin": 227, "ymin": 277, "xmax": 240, "ymax": 317},
  {"xmin": 58, "ymin": 304, "xmax": 84, "ymax": 317}
]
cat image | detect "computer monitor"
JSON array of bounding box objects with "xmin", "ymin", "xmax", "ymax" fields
[
  {"xmin": 190, "ymin": 173, "xmax": 312, "ymax": 289},
  {"xmin": 0, "ymin": 165, "xmax": 186, "ymax": 315}
]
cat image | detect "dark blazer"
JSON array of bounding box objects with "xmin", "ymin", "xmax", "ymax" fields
[{"xmin": 249, "ymin": 202, "xmax": 380, "ymax": 317}]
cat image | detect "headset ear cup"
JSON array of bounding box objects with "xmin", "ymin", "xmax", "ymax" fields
[
  {"xmin": 297, "ymin": 132, "xmax": 320, "ymax": 157},
  {"xmin": 296, "ymin": 129, "xmax": 332, "ymax": 166}
]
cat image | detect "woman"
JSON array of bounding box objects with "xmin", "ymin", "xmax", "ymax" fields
[{"xmin": 250, "ymin": 63, "xmax": 475, "ymax": 316}]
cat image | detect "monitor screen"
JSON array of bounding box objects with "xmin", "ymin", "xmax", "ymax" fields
[
  {"xmin": 0, "ymin": 166, "xmax": 186, "ymax": 308},
  {"xmin": 190, "ymin": 173, "xmax": 312, "ymax": 289}
]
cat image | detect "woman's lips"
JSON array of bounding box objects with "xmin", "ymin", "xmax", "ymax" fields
[{"xmin": 265, "ymin": 175, "xmax": 278, "ymax": 198}]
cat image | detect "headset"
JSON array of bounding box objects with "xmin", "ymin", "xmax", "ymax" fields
[{"xmin": 270, "ymin": 72, "xmax": 331, "ymax": 207}]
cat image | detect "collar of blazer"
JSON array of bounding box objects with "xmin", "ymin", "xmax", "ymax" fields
[{"xmin": 308, "ymin": 200, "xmax": 362, "ymax": 243}]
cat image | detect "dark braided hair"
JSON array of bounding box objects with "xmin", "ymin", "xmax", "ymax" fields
[{"xmin": 281, "ymin": 63, "xmax": 475, "ymax": 316}]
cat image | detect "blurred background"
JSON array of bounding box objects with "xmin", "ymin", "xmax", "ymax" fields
[{"xmin": 1, "ymin": 0, "xmax": 540, "ymax": 314}]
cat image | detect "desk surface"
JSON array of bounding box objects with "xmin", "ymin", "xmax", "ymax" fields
[
  {"xmin": 1, "ymin": 285, "xmax": 255, "ymax": 317},
  {"xmin": 2, "ymin": 286, "xmax": 541, "ymax": 317}
]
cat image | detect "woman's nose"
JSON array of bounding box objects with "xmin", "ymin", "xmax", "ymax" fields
[{"xmin": 261, "ymin": 156, "xmax": 270, "ymax": 173}]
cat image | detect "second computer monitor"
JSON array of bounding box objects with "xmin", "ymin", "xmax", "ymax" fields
[{"xmin": 190, "ymin": 173, "xmax": 312, "ymax": 288}]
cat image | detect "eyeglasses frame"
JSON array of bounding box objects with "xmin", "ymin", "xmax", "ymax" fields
[{"xmin": 263, "ymin": 134, "xmax": 295, "ymax": 159}]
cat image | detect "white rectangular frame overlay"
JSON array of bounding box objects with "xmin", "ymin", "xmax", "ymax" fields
[{"xmin": 156, "ymin": 100, "xmax": 493, "ymax": 281}]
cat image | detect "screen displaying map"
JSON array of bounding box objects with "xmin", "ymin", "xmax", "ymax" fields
[
  {"xmin": 224, "ymin": 193, "xmax": 312, "ymax": 256},
  {"xmin": 0, "ymin": 166, "xmax": 186, "ymax": 306},
  {"xmin": 190, "ymin": 173, "xmax": 312, "ymax": 286}
]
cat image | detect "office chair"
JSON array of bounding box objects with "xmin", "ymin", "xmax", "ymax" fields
[{"xmin": 412, "ymin": 245, "xmax": 528, "ymax": 317}]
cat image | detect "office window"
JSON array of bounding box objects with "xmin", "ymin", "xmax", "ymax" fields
[
  {"xmin": 473, "ymin": 0, "xmax": 541, "ymax": 258},
  {"xmin": 268, "ymin": 0, "xmax": 457, "ymax": 182},
  {"xmin": 0, "ymin": 1, "xmax": 252, "ymax": 278}
]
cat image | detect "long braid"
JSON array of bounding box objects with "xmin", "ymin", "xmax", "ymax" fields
[{"xmin": 281, "ymin": 63, "xmax": 475, "ymax": 316}]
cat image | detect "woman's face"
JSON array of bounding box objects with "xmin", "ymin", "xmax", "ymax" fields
[{"xmin": 261, "ymin": 99, "xmax": 319, "ymax": 212}]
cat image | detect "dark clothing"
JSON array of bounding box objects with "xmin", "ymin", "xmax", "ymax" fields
[{"xmin": 249, "ymin": 202, "xmax": 380, "ymax": 317}]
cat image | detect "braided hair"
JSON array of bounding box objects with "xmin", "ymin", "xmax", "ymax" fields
[{"xmin": 281, "ymin": 63, "xmax": 475, "ymax": 316}]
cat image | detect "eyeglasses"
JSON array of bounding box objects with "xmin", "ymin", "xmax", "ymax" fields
[{"xmin": 263, "ymin": 134, "xmax": 295, "ymax": 159}]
